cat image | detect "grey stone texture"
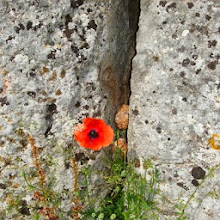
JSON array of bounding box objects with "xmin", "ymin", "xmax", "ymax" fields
[
  {"xmin": 0, "ymin": 0, "xmax": 133, "ymax": 219},
  {"xmin": 128, "ymin": 0, "xmax": 220, "ymax": 219}
]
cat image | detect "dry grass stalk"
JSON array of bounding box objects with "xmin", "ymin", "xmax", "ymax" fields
[
  {"xmin": 28, "ymin": 135, "xmax": 46, "ymax": 186},
  {"xmin": 28, "ymin": 135, "xmax": 58, "ymax": 219}
]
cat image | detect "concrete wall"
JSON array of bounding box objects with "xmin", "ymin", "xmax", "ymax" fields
[
  {"xmin": 128, "ymin": 0, "xmax": 220, "ymax": 219},
  {"xmin": 0, "ymin": 0, "xmax": 133, "ymax": 219}
]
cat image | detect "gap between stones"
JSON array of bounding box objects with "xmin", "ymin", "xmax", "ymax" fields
[{"xmin": 128, "ymin": 0, "xmax": 141, "ymax": 103}]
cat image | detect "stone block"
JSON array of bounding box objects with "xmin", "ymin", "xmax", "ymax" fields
[
  {"xmin": 128, "ymin": 0, "xmax": 220, "ymax": 219},
  {"xmin": 0, "ymin": 0, "xmax": 132, "ymax": 218}
]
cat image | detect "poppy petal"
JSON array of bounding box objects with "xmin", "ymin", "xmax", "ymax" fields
[{"xmin": 74, "ymin": 118, "xmax": 114, "ymax": 151}]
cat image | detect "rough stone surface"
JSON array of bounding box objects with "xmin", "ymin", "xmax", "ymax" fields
[
  {"xmin": 128, "ymin": 0, "xmax": 220, "ymax": 219},
  {"xmin": 0, "ymin": 0, "xmax": 133, "ymax": 219}
]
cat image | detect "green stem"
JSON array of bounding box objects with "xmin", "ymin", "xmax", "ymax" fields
[{"xmin": 179, "ymin": 163, "xmax": 220, "ymax": 218}]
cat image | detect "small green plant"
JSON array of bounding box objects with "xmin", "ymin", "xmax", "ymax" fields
[
  {"xmin": 22, "ymin": 135, "xmax": 83, "ymax": 219},
  {"xmin": 82, "ymin": 147, "xmax": 161, "ymax": 220},
  {"xmin": 17, "ymin": 128, "xmax": 220, "ymax": 220},
  {"xmin": 123, "ymin": 164, "xmax": 161, "ymax": 220},
  {"xmin": 22, "ymin": 170, "xmax": 65, "ymax": 219},
  {"xmin": 174, "ymin": 163, "xmax": 220, "ymax": 219}
]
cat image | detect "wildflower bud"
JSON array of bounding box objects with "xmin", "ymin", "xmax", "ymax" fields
[
  {"xmin": 91, "ymin": 213, "xmax": 96, "ymax": 218},
  {"xmin": 115, "ymin": 185, "xmax": 121, "ymax": 193},
  {"xmin": 117, "ymin": 177, "xmax": 122, "ymax": 182},
  {"xmin": 110, "ymin": 214, "xmax": 117, "ymax": 219},
  {"xmin": 112, "ymin": 138, "xmax": 128, "ymax": 158},
  {"xmin": 115, "ymin": 104, "xmax": 129, "ymax": 129},
  {"xmin": 121, "ymin": 170, "xmax": 127, "ymax": 177},
  {"xmin": 98, "ymin": 213, "xmax": 104, "ymax": 219}
]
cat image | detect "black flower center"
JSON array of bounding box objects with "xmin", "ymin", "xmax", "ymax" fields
[{"xmin": 88, "ymin": 129, "xmax": 98, "ymax": 140}]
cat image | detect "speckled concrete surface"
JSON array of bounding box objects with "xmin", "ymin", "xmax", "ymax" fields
[
  {"xmin": 128, "ymin": 0, "xmax": 220, "ymax": 219},
  {"xmin": 0, "ymin": 0, "xmax": 133, "ymax": 219}
]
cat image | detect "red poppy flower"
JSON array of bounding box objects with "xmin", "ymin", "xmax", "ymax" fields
[{"xmin": 73, "ymin": 118, "xmax": 114, "ymax": 151}]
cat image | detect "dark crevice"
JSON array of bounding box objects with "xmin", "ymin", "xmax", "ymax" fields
[
  {"xmin": 129, "ymin": 0, "xmax": 141, "ymax": 46},
  {"xmin": 128, "ymin": 0, "xmax": 141, "ymax": 103},
  {"xmin": 99, "ymin": 1, "xmax": 140, "ymax": 126}
]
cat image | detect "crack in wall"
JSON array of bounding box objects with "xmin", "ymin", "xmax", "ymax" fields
[
  {"xmin": 99, "ymin": 0, "xmax": 141, "ymax": 126},
  {"xmin": 128, "ymin": 0, "xmax": 141, "ymax": 102}
]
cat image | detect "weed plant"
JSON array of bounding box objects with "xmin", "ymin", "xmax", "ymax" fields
[
  {"xmin": 82, "ymin": 148, "xmax": 161, "ymax": 220},
  {"xmin": 17, "ymin": 132, "xmax": 220, "ymax": 220}
]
